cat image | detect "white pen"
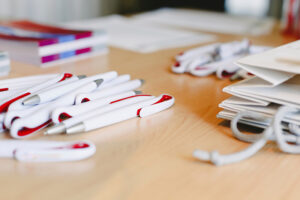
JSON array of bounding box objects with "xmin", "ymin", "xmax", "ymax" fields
[
  {"xmin": 75, "ymin": 79, "xmax": 144, "ymax": 104},
  {"xmin": 0, "ymin": 73, "xmax": 73, "ymax": 113},
  {"xmin": 6, "ymin": 75, "xmax": 85, "ymax": 112},
  {"xmin": 175, "ymin": 43, "xmax": 219, "ymax": 62},
  {"xmin": 66, "ymin": 94, "xmax": 174, "ymax": 134},
  {"xmin": 0, "ymin": 73, "xmax": 59, "ymax": 86},
  {"xmin": 46, "ymin": 94, "xmax": 153, "ymax": 135},
  {"xmin": 97, "ymin": 74, "xmax": 131, "ymax": 90},
  {"xmin": 0, "ymin": 140, "xmax": 96, "ymax": 162},
  {"xmin": 0, "ymin": 89, "xmax": 25, "ymax": 101},
  {"xmin": 50, "ymin": 90, "xmax": 139, "ymax": 124},
  {"xmin": 10, "ymin": 79, "xmax": 103, "ymax": 139},
  {"xmin": 0, "ymin": 79, "xmax": 55, "ymax": 92},
  {"xmin": 22, "ymin": 71, "xmax": 117, "ymax": 106}
]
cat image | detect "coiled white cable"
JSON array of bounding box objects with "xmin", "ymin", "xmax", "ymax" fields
[{"xmin": 193, "ymin": 106, "xmax": 300, "ymax": 166}]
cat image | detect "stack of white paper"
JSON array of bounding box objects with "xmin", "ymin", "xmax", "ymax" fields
[
  {"xmin": 0, "ymin": 51, "xmax": 10, "ymax": 76},
  {"xmin": 217, "ymin": 40, "xmax": 300, "ymax": 129}
]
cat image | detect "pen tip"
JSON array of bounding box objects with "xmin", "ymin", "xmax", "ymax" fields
[
  {"xmin": 78, "ymin": 75, "xmax": 87, "ymax": 79},
  {"xmin": 45, "ymin": 124, "xmax": 66, "ymax": 135},
  {"xmin": 94, "ymin": 79, "xmax": 104, "ymax": 87},
  {"xmin": 22, "ymin": 95, "xmax": 40, "ymax": 106},
  {"xmin": 66, "ymin": 123, "xmax": 85, "ymax": 135},
  {"xmin": 140, "ymin": 79, "xmax": 145, "ymax": 84},
  {"xmin": 134, "ymin": 90, "xmax": 142, "ymax": 94}
]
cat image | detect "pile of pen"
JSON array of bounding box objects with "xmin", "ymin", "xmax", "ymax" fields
[
  {"xmin": 171, "ymin": 39, "xmax": 270, "ymax": 80},
  {"xmin": 0, "ymin": 71, "xmax": 175, "ymax": 139}
]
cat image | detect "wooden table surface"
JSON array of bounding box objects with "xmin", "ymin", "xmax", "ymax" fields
[{"xmin": 0, "ymin": 27, "xmax": 298, "ymax": 200}]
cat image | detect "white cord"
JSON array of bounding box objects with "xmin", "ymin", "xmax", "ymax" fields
[{"xmin": 193, "ymin": 106, "xmax": 300, "ymax": 166}]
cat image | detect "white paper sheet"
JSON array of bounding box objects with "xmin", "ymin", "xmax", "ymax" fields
[
  {"xmin": 132, "ymin": 8, "xmax": 275, "ymax": 36},
  {"xmin": 65, "ymin": 15, "xmax": 216, "ymax": 53}
]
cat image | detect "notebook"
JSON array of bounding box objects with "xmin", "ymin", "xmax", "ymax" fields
[{"xmin": 0, "ymin": 20, "xmax": 108, "ymax": 67}]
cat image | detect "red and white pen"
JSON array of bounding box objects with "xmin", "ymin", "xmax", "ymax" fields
[
  {"xmin": 45, "ymin": 93, "xmax": 153, "ymax": 135},
  {"xmin": 66, "ymin": 94, "xmax": 175, "ymax": 134},
  {"xmin": 22, "ymin": 71, "xmax": 117, "ymax": 106},
  {"xmin": 50, "ymin": 90, "xmax": 139, "ymax": 124},
  {"xmin": 0, "ymin": 73, "xmax": 73, "ymax": 113}
]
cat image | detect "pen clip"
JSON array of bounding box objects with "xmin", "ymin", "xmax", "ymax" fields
[
  {"xmin": 138, "ymin": 94, "xmax": 174, "ymax": 117},
  {"xmin": 58, "ymin": 73, "xmax": 73, "ymax": 82},
  {"xmin": 14, "ymin": 141, "xmax": 96, "ymax": 162},
  {"xmin": 0, "ymin": 92, "xmax": 31, "ymax": 113},
  {"xmin": 10, "ymin": 119, "xmax": 52, "ymax": 138}
]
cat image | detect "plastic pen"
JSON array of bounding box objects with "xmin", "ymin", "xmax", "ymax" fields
[
  {"xmin": 75, "ymin": 79, "xmax": 144, "ymax": 104},
  {"xmin": 0, "ymin": 73, "xmax": 59, "ymax": 87},
  {"xmin": 7, "ymin": 74, "xmax": 85, "ymax": 112},
  {"xmin": 0, "ymin": 73, "xmax": 73, "ymax": 113},
  {"xmin": 0, "ymin": 79, "xmax": 55, "ymax": 92},
  {"xmin": 10, "ymin": 79, "xmax": 103, "ymax": 139},
  {"xmin": 97, "ymin": 74, "xmax": 131, "ymax": 90},
  {"xmin": 0, "ymin": 140, "xmax": 96, "ymax": 162},
  {"xmin": 50, "ymin": 90, "xmax": 139, "ymax": 124},
  {"xmin": 22, "ymin": 71, "xmax": 117, "ymax": 106},
  {"xmin": 0, "ymin": 89, "xmax": 25, "ymax": 101},
  {"xmin": 46, "ymin": 93, "xmax": 154, "ymax": 135},
  {"xmin": 66, "ymin": 94, "xmax": 174, "ymax": 134}
]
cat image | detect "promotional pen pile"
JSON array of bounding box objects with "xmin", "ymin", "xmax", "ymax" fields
[
  {"xmin": 0, "ymin": 71, "xmax": 174, "ymax": 162},
  {"xmin": 193, "ymin": 39, "xmax": 300, "ymax": 166},
  {"xmin": 171, "ymin": 39, "xmax": 270, "ymax": 80}
]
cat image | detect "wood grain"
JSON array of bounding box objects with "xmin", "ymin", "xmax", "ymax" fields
[{"xmin": 0, "ymin": 27, "xmax": 298, "ymax": 200}]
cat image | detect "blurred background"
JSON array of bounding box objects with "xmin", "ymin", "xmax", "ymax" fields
[{"xmin": 0, "ymin": 0, "xmax": 284, "ymax": 23}]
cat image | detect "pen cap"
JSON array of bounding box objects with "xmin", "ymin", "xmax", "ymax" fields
[{"xmin": 139, "ymin": 94, "xmax": 175, "ymax": 117}]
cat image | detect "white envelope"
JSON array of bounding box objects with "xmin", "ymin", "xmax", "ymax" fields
[{"xmin": 223, "ymin": 75, "xmax": 300, "ymax": 108}]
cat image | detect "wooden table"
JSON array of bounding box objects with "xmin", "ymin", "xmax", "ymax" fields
[{"xmin": 0, "ymin": 27, "xmax": 298, "ymax": 200}]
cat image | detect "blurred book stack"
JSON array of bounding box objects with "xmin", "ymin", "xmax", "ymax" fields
[
  {"xmin": 0, "ymin": 20, "xmax": 108, "ymax": 67},
  {"xmin": 0, "ymin": 51, "xmax": 10, "ymax": 76}
]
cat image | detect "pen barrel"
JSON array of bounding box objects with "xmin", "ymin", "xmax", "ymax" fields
[
  {"xmin": 83, "ymin": 96, "xmax": 161, "ymax": 131},
  {"xmin": 51, "ymin": 91, "xmax": 136, "ymax": 124},
  {"xmin": 64, "ymin": 95, "xmax": 154, "ymax": 128},
  {"xmin": 37, "ymin": 71, "xmax": 117, "ymax": 104},
  {"xmin": 97, "ymin": 74, "xmax": 131, "ymax": 90},
  {"xmin": 0, "ymin": 73, "xmax": 58, "ymax": 86},
  {"xmin": 75, "ymin": 79, "xmax": 143, "ymax": 104}
]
